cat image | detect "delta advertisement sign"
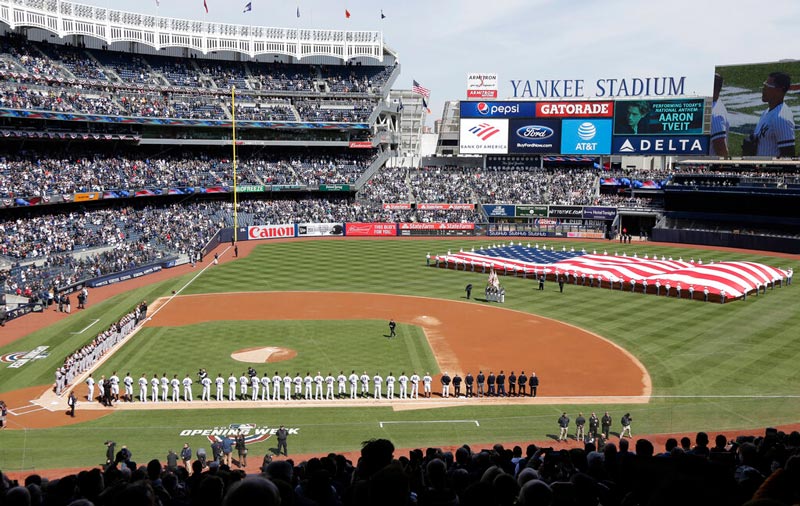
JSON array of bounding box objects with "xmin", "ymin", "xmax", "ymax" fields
[
  {"xmin": 466, "ymin": 72, "xmax": 498, "ymax": 99},
  {"xmin": 459, "ymin": 99, "xmax": 708, "ymax": 155}
]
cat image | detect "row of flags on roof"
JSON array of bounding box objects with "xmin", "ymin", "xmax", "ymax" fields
[
  {"xmin": 174, "ymin": 1, "xmax": 432, "ymax": 115},
  {"xmin": 179, "ymin": 1, "xmax": 388, "ymax": 18}
]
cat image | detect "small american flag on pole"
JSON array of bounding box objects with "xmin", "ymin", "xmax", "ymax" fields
[{"xmin": 412, "ymin": 80, "xmax": 430, "ymax": 98}]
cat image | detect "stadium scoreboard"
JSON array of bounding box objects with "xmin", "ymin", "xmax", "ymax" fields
[{"xmin": 459, "ymin": 98, "xmax": 711, "ymax": 156}]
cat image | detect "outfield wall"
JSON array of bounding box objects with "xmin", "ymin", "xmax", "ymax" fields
[{"xmin": 652, "ymin": 228, "xmax": 800, "ymax": 254}]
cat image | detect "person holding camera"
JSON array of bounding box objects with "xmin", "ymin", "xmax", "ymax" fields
[
  {"xmin": 743, "ymin": 72, "xmax": 795, "ymax": 158},
  {"xmin": 620, "ymin": 413, "xmax": 633, "ymax": 438}
]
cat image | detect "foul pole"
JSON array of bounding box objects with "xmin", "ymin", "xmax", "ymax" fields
[{"xmin": 232, "ymin": 86, "xmax": 238, "ymax": 242}]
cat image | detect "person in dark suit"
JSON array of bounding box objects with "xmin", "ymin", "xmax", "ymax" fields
[
  {"xmin": 538, "ymin": 275, "xmax": 545, "ymax": 290},
  {"xmin": 508, "ymin": 371, "xmax": 517, "ymax": 396},
  {"xmin": 496, "ymin": 370, "xmax": 506, "ymax": 396},
  {"xmin": 487, "ymin": 371, "xmax": 496, "ymax": 396},
  {"xmin": 388, "ymin": 319, "xmax": 396, "ymax": 338},
  {"xmin": 465, "ymin": 372, "xmax": 474, "ymax": 397},
  {"xmin": 518, "ymin": 371, "xmax": 527, "ymax": 396},
  {"xmin": 452, "ymin": 373, "xmax": 462, "ymax": 397},
  {"xmin": 67, "ymin": 391, "xmax": 77, "ymax": 417},
  {"xmin": 476, "ymin": 371, "xmax": 485, "ymax": 397},
  {"xmin": 465, "ymin": 284, "xmax": 473, "ymax": 299},
  {"xmin": 529, "ymin": 372, "xmax": 539, "ymax": 397},
  {"xmin": 558, "ymin": 274, "xmax": 565, "ymax": 293}
]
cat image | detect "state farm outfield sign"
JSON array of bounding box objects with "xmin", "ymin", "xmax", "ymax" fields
[{"xmin": 248, "ymin": 225, "xmax": 296, "ymax": 240}]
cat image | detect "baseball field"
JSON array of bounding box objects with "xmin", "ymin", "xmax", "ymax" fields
[{"xmin": 0, "ymin": 237, "xmax": 798, "ymax": 475}]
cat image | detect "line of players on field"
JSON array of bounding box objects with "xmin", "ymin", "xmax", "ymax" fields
[{"xmin": 85, "ymin": 368, "xmax": 539, "ymax": 403}]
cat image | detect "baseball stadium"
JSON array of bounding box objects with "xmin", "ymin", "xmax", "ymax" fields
[{"xmin": 0, "ymin": 1, "xmax": 799, "ymax": 505}]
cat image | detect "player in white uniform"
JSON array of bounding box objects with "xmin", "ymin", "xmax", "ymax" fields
[
  {"xmin": 398, "ymin": 372, "xmax": 409, "ymax": 399},
  {"xmin": 373, "ymin": 373, "xmax": 383, "ymax": 399},
  {"xmin": 293, "ymin": 373, "xmax": 303, "ymax": 399},
  {"xmin": 360, "ymin": 371, "xmax": 370, "ymax": 398},
  {"xmin": 151, "ymin": 374, "xmax": 160, "ymax": 402},
  {"xmin": 709, "ymin": 73, "xmax": 729, "ymax": 157},
  {"xmin": 410, "ymin": 372, "xmax": 420, "ymax": 399},
  {"xmin": 201, "ymin": 375, "xmax": 212, "ymax": 401},
  {"xmin": 325, "ymin": 373, "xmax": 335, "ymax": 400},
  {"xmin": 348, "ymin": 370, "xmax": 359, "ymax": 399},
  {"xmin": 272, "ymin": 371, "xmax": 282, "ymax": 400},
  {"xmin": 228, "ymin": 373, "xmax": 237, "ymax": 401},
  {"xmin": 283, "ymin": 373, "xmax": 293, "ymax": 400},
  {"xmin": 160, "ymin": 374, "xmax": 169, "ymax": 402},
  {"xmin": 215, "ymin": 374, "xmax": 225, "ymax": 401},
  {"xmin": 86, "ymin": 374, "xmax": 95, "ymax": 402},
  {"xmin": 386, "ymin": 372, "xmax": 396, "ymax": 399},
  {"xmin": 337, "ymin": 371, "xmax": 347, "ymax": 399},
  {"xmin": 753, "ymin": 72, "xmax": 795, "ymax": 158},
  {"xmin": 314, "ymin": 372, "xmax": 324, "ymax": 400},
  {"xmin": 260, "ymin": 373, "xmax": 271, "ymax": 401},
  {"xmin": 303, "ymin": 373, "xmax": 313, "ymax": 400},
  {"xmin": 138, "ymin": 374, "xmax": 148, "ymax": 402},
  {"xmin": 123, "ymin": 373, "xmax": 134, "ymax": 402},
  {"xmin": 110, "ymin": 372, "xmax": 120, "ymax": 403},
  {"xmin": 423, "ymin": 373, "xmax": 433, "ymax": 398},
  {"xmin": 182, "ymin": 374, "xmax": 193, "ymax": 401},
  {"xmin": 171, "ymin": 375, "xmax": 180, "ymax": 402},
  {"xmin": 251, "ymin": 375, "xmax": 260, "ymax": 401},
  {"xmin": 239, "ymin": 373, "xmax": 249, "ymax": 400}
]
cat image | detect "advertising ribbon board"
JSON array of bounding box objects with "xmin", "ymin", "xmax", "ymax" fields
[{"xmin": 345, "ymin": 223, "xmax": 397, "ymax": 236}]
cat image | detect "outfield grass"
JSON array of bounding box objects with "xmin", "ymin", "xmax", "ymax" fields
[{"xmin": 0, "ymin": 238, "xmax": 798, "ymax": 471}]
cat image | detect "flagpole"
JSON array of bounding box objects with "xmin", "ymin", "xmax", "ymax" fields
[{"xmin": 232, "ymin": 85, "xmax": 238, "ymax": 243}]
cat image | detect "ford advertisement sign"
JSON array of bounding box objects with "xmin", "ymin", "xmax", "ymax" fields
[
  {"xmin": 460, "ymin": 101, "xmax": 536, "ymax": 118},
  {"xmin": 509, "ymin": 119, "xmax": 561, "ymax": 153}
]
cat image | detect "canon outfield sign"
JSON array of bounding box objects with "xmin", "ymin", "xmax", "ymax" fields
[{"xmin": 248, "ymin": 224, "xmax": 296, "ymax": 240}]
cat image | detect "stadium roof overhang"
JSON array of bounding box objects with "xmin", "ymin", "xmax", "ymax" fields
[{"xmin": 0, "ymin": 0, "xmax": 386, "ymax": 63}]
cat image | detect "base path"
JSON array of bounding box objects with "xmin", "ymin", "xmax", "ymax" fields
[{"xmin": 145, "ymin": 291, "xmax": 651, "ymax": 399}]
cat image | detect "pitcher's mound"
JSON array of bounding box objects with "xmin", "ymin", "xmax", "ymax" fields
[{"xmin": 231, "ymin": 346, "xmax": 297, "ymax": 363}]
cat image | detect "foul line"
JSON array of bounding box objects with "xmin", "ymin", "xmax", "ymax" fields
[
  {"xmin": 379, "ymin": 419, "xmax": 480, "ymax": 428},
  {"xmin": 50, "ymin": 246, "xmax": 231, "ymax": 401},
  {"xmin": 9, "ymin": 405, "xmax": 46, "ymax": 416},
  {"xmin": 70, "ymin": 319, "xmax": 100, "ymax": 335}
]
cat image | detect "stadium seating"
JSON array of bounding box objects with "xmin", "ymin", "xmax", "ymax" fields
[{"xmin": 1, "ymin": 430, "xmax": 797, "ymax": 506}]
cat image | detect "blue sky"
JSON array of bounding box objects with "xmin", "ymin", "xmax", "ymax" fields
[{"xmin": 76, "ymin": 0, "xmax": 799, "ymax": 122}]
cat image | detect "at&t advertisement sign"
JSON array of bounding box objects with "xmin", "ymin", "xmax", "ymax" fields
[{"xmin": 560, "ymin": 119, "xmax": 612, "ymax": 155}]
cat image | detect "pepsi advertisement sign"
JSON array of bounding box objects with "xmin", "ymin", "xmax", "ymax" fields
[
  {"xmin": 560, "ymin": 119, "xmax": 612, "ymax": 155},
  {"xmin": 509, "ymin": 119, "xmax": 561, "ymax": 153},
  {"xmin": 460, "ymin": 101, "xmax": 536, "ymax": 118},
  {"xmin": 612, "ymin": 135, "xmax": 709, "ymax": 155}
]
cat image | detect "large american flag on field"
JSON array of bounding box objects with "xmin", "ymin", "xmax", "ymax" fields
[
  {"xmin": 412, "ymin": 80, "xmax": 431, "ymax": 98},
  {"xmin": 434, "ymin": 244, "xmax": 789, "ymax": 300}
]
